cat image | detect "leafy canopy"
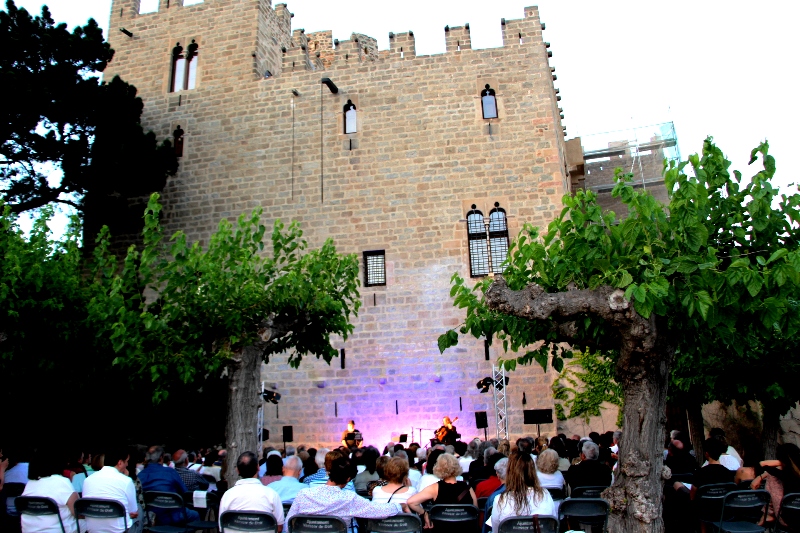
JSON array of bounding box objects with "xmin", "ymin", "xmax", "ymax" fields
[
  {"xmin": 88, "ymin": 194, "xmax": 362, "ymax": 402},
  {"xmin": 440, "ymin": 138, "xmax": 800, "ymax": 413},
  {"xmin": 0, "ymin": 0, "xmax": 177, "ymax": 216}
]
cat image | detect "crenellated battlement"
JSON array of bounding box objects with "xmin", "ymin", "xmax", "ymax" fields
[{"xmin": 445, "ymin": 25, "xmax": 471, "ymax": 52}]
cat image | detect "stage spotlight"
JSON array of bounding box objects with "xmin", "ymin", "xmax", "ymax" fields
[
  {"xmin": 476, "ymin": 377, "xmax": 493, "ymax": 393},
  {"xmin": 261, "ymin": 390, "xmax": 281, "ymax": 404},
  {"xmin": 496, "ymin": 376, "xmax": 510, "ymax": 391}
]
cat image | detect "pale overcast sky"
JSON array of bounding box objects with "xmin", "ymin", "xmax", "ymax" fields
[{"xmin": 12, "ymin": 0, "xmax": 800, "ymax": 193}]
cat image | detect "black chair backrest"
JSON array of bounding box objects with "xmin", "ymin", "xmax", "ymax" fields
[
  {"xmin": 696, "ymin": 483, "xmax": 737, "ymax": 523},
  {"xmin": 282, "ymin": 503, "xmax": 292, "ymax": 516},
  {"xmin": 145, "ymin": 491, "xmax": 186, "ymax": 511},
  {"xmin": 367, "ymin": 513, "xmax": 422, "ymax": 533},
  {"xmin": 183, "ymin": 490, "xmax": 220, "ymax": 510},
  {"xmin": 545, "ymin": 487, "xmax": 566, "ymax": 501},
  {"xmin": 428, "ymin": 504, "xmax": 479, "ymax": 523},
  {"xmin": 668, "ymin": 473, "xmax": 694, "ymax": 485},
  {"xmin": 477, "ymin": 497, "xmax": 488, "ymax": 510},
  {"xmin": 720, "ymin": 490, "xmax": 770, "ymax": 525},
  {"xmin": 497, "ymin": 515, "xmax": 559, "ymax": 533},
  {"xmin": 16, "ymin": 496, "xmax": 66, "ymax": 533},
  {"xmin": 737, "ymin": 480, "xmax": 755, "ymax": 491},
  {"xmin": 356, "ymin": 489, "xmax": 371, "ymax": 500},
  {"xmin": 571, "ymin": 486, "xmax": 607, "ymax": 498},
  {"xmin": 289, "ymin": 514, "xmax": 348, "ymax": 533},
  {"xmin": 1, "ymin": 482, "xmax": 26, "ymax": 516},
  {"xmin": 559, "ymin": 498, "xmax": 609, "ymax": 529},
  {"xmin": 75, "ymin": 498, "xmax": 128, "ymax": 533},
  {"xmin": 220, "ymin": 511, "xmax": 278, "ymax": 533},
  {"xmin": 778, "ymin": 492, "xmax": 800, "ymax": 530},
  {"xmin": 202, "ymin": 474, "xmax": 218, "ymax": 485}
]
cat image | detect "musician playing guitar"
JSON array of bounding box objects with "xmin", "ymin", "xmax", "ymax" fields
[{"xmin": 435, "ymin": 416, "xmax": 459, "ymax": 446}]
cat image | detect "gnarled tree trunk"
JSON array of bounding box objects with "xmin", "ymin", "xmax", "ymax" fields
[
  {"xmin": 762, "ymin": 402, "xmax": 783, "ymax": 461},
  {"xmin": 484, "ymin": 276, "xmax": 671, "ymax": 533},
  {"xmin": 224, "ymin": 344, "xmax": 262, "ymax": 487},
  {"xmin": 604, "ymin": 335, "xmax": 672, "ymax": 533}
]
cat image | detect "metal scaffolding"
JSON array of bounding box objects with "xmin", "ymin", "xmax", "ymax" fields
[{"xmin": 492, "ymin": 365, "xmax": 509, "ymax": 440}]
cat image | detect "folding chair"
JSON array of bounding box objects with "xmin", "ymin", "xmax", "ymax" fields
[
  {"xmin": 710, "ymin": 490, "xmax": 770, "ymax": 533},
  {"xmin": 144, "ymin": 491, "xmax": 217, "ymax": 533},
  {"xmin": 697, "ymin": 483, "xmax": 738, "ymax": 529},
  {"xmin": 282, "ymin": 503, "xmax": 292, "ymax": 516},
  {"xmin": 496, "ymin": 515, "xmax": 559, "ymax": 533},
  {"xmin": 477, "ymin": 497, "xmax": 488, "ymax": 511},
  {"xmin": 570, "ymin": 486, "xmax": 608, "ymax": 498},
  {"xmin": 288, "ymin": 514, "xmax": 348, "ymax": 533},
  {"xmin": 775, "ymin": 493, "xmax": 800, "ymax": 533},
  {"xmin": 1, "ymin": 482, "xmax": 26, "ymax": 517},
  {"xmin": 545, "ymin": 487, "xmax": 566, "ymax": 501},
  {"xmin": 75, "ymin": 498, "xmax": 130, "ymax": 533},
  {"xmin": 184, "ymin": 490, "xmax": 221, "ymax": 523},
  {"xmin": 220, "ymin": 511, "xmax": 278, "ymax": 533},
  {"xmin": 16, "ymin": 496, "xmax": 66, "ymax": 533},
  {"xmin": 356, "ymin": 489, "xmax": 372, "ymax": 500},
  {"xmin": 428, "ymin": 504, "xmax": 479, "ymax": 531},
  {"xmin": 559, "ymin": 498, "xmax": 609, "ymax": 533},
  {"xmin": 367, "ymin": 513, "xmax": 422, "ymax": 533}
]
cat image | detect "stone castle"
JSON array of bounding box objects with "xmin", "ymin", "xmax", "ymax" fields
[{"xmin": 104, "ymin": 0, "xmax": 614, "ymax": 448}]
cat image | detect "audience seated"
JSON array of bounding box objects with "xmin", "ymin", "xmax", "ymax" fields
[
  {"xmin": 547, "ymin": 437, "xmax": 571, "ymax": 472},
  {"xmin": 566, "ymin": 440, "xmax": 612, "ymax": 492},
  {"xmin": 267, "ymin": 456, "xmax": 305, "ymax": 503},
  {"xmin": 407, "ymin": 453, "xmax": 477, "ymax": 529},
  {"xmin": 138, "ymin": 445, "xmax": 199, "ymax": 526},
  {"xmin": 367, "ymin": 456, "xmax": 390, "ymax": 498},
  {"xmin": 260, "ymin": 454, "xmax": 284, "ymax": 485},
  {"xmin": 674, "ymin": 437, "xmax": 734, "ymax": 499},
  {"xmin": 665, "ymin": 437, "xmax": 697, "ymax": 476},
  {"xmin": 173, "ymin": 449, "xmax": 209, "ymax": 491},
  {"xmin": 219, "ymin": 451, "xmax": 285, "ymax": 532},
  {"xmin": 371, "ymin": 457, "xmax": 417, "ymax": 504},
  {"xmin": 304, "ymin": 449, "xmax": 355, "ymax": 492},
  {"xmin": 475, "ymin": 453, "xmax": 506, "ymax": 499},
  {"xmin": 535, "ymin": 449, "xmax": 566, "ymax": 490},
  {"xmin": 21, "ymin": 448, "xmax": 79, "ymax": 533},
  {"xmin": 734, "ymin": 438, "xmax": 762, "ymax": 485},
  {"xmin": 82, "ymin": 446, "xmax": 139, "ymax": 533},
  {"xmin": 200, "ymin": 450, "xmax": 222, "ymax": 482},
  {"xmin": 481, "ymin": 457, "xmax": 508, "ymax": 533},
  {"xmin": 287, "ymin": 456, "xmax": 403, "ymax": 525},
  {"xmin": 394, "ymin": 450, "xmax": 420, "ymax": 488},
  {"xmin": 490, "ymin": 451, "xmax": 556, "ymax": 531},
  {"xmin": 353, "ymin": 447, "xmax": 380, "ymax": 491},
  {"xmin": 703, "ymin": 429, "xmax": 741, "ymax": 471},
  {"xmin": 416, "ymin": 449, "xmax": 444, "ymax": 491}
]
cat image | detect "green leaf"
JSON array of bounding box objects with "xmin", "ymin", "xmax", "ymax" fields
[
  {"xmin": 532, "ymin": 351, "xmax": 548, "ymax": 372},
  {"xmin": 767, "ymin": 249, "xmax": 788, "ymax": 264},
  {"xmin": 553, "ymin": 356, "xmax": 564, "ymax": 373},
  {"xmin": 438, "ymin": 330, "xmax": 459, "ymax": 354}
]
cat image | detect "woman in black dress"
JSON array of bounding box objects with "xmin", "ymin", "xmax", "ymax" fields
[{"xmin": 407, "ymin": 453, "xmax": 477, "ymax": 529}]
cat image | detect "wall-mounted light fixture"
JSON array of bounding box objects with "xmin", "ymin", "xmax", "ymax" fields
[
  {"xmin": 292, "ymin": 89, "xmax": 300, "ymax": 96},
  {"xmin": 119, "ymin": 28, "xmax": 133, "ymax": 38},
  {"xmin": 321, "ymin": 77, "xmax": 339, "ymax": 94}
]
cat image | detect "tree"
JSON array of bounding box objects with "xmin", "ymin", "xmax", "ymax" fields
[
  {"xmin": 0, "ymin": 1, "xmax": 177, "ymax": 228},
  {"xmin": 439, "ymin": 139, "xmax": 800, "ymax": 533},
  {"xmin": 88, "ymin": 194, "xmax": 361, "ymax": 485},
  {"xmin": 552, "ymin": 349, "xmax": 623, "ymax": 426}
]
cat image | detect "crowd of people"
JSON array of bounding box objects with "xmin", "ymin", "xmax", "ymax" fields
[
  {"xmin": 0, "ymin": 431, "xmax": 622, "ymax": 533},
  {"xmin": 4, "ymin": 427, "xmax": 795, "ymax": 532},
  {"xmin": 662, "ymin": 427, "xmax": 800, "ymax": 531}
]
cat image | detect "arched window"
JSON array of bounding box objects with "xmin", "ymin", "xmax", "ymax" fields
[
  {"xmin": 344, "ymin": 100, "xmax": 357, "ymax": 134},
  {"xmin": 467, "ymin": 205, "xmax": 489, "ymax": 277},
  {"xmin": 171, "ymin": 40, "xmax": 199, "ymax": 92},
  {"xmin": 488, "ymin": 202, "xmax": 510, "ymax": 273},
  {"xmin": 481, "ymin": 84, "xmax": 498, "ymax": 119}
]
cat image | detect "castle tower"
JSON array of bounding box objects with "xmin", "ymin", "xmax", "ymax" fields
[{"xmin": 104, "ymin": 0, "xmax": 585, "ymax": 446}]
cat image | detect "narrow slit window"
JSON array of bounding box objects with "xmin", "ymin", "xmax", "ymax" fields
[
  {"xmin": 467, "ymin": 205, "xmax": 489, "ymax": 277},
  {"xmin": 364, "ymin": 250, "xmax": 386, "ymax": 287},
  {"xmin": 481, "ymin": 84, "xmax": 498, "ymax": 119},
  {"xmin": 344, "ymin": 100, "xmax": 357, "ymax": 134},
  {"xmin": 488, "ymin": 203, "xmax": 510, "ymax": 273},
  {"xmin": 173, "ymin": 125, "xmax": 185, "ymax": 157}
]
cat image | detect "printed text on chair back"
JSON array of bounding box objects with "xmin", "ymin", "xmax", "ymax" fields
[
  {"xmin": 220, "ymin": 511, "xmax": 277, "ymax": 533},
  {"xmin": 570, "ymin": 486, "xmax": 606, "ymax": 498},
  {"xmin": 367, "ymin": 513, "xmax": 422, "ymax": 533},
  {"xmin": 696, "ymin": 483, "xmax": 737, "ymax": 523},
  {"xmin": 428, "ymin": 504, "xmax": 478, "ymax": 522},
  {"xmin": 497, "ymin": 515, "xmax": 559, "ymax": 533},
  {"xmin": 75, "ymin": 498, "xmax": 126, "ymax": 519},
  {"xmin": 720, "ymin": 490, "xmax": 770, "ymax": 526},
  {"xmin": 16, "ymin": 497, "xmax": 60, "ymax": 516},
  {"xmin": 289, "ymin": 514, "xmax": 348, "ymax": 533},
  {"xmin": 145, "ymin": 491, "xmax": 185, "ymax": 509}
]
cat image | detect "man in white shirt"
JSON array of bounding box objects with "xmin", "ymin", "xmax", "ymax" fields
[
  {"xmin": 266, "ymin": 456, "xmax": 305, "ymax": 504},
  {"xmin": 219, "ymin": 451, "xmax": 285, "ymax": 532},
  {"xmin": 82, "ymin": 446, "xmax": 139, "ymax": 533}
]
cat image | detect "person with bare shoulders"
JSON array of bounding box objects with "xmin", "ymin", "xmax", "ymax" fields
[{"xmin": 407, "ymin": 454, "xmax": 477, "ymax": 530}]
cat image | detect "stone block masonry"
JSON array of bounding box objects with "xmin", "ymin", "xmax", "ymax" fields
[{"xmin": 104, "ymin": 0, "xmax": 595, "ymax": 448}]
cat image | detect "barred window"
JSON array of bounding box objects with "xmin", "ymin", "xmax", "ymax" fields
[
  {"xmin": 171, "ymin": 40, "xmax": 199, "ymax": 92},
  {"xmin": 488, "ymin": 203, "xmax": 510, "ymax": 273},
  {"xmin": 467, "ymin": 205, "xmax": 489, "ymax": 277},
  {"xmin": 363, "ymin": 250, "xmax": 386, "ymax": 287}
]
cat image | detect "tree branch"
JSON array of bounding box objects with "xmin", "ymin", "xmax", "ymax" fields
[{"xmin": 485, "ymin": 275, "xmax": 656, "ymax": 355}]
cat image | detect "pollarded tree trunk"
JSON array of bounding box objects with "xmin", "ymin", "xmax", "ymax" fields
[
  {"xmin": 484, "ymin": 276, "xmax": 671, "ymax": 533},
  {"xmin": 604, "ymin": 337, "xmax": 672, "ymax": 533},
  {"xmin": 224, "ymin": 344, "xmax": 262, "ymax": 488}
]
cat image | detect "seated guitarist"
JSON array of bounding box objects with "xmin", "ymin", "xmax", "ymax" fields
[{"xmin": 436, "ymin": 416, "xmax": 459, "ymax": 446}]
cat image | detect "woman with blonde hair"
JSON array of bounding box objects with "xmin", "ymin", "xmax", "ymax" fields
[
  {"xmin": 371, "ymin": 457, "xmax": 417, "ymax": 504},
  {"xmin": 490, "ymin": 451, "xmax": 555, "ymax": 531},
  {"xmin": 407, "ymin": 453, "xmax": 477, "ymax": 529}
]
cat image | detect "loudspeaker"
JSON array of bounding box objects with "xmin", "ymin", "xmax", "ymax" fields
[
  {"xmin": 283, "ymin": 425, "xmax": 293, "ymax": 442},
  {"xmin": 523, "ymin": 409, "xmax": 553, "ymax": 425},
  {"xmin": 262, "ymin": 429, "xmax": 269, "ymax": 440},
  {"xmin": 475, "ymin": 411, "xmax": 489, "ymax": 429}
]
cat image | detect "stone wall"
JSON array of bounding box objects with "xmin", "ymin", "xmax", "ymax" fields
[{"xmin": 104, "ymin": 0, "xmax": 584, "ymax": 449}]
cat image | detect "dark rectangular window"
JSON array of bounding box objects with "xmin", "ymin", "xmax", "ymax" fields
[{"xmin": 364, "ymin": 250, "xmax": 386, "ymax": 287}]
